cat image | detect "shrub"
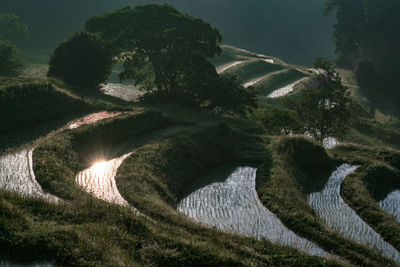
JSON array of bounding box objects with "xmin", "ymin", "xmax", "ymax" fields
[
  {"xmin": 48, "ymin": 32, "xmax": 113, "ymax": 88},
  {"xmin": 0, "ymin": 40, "xmax": 24, "ymax": 77}
]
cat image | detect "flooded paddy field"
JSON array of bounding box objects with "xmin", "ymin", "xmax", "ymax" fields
[
  {"xmin": 0, "ymin": 149, "xmax": 58, "ymax": 202},
  {"xmin": 75, "ymin": 153, "xmax": 134, "ymax": 208},
  {"xmin": 308, "ymin": 164, "xmax": 400, "ymax": 263},
  {"xmin": 378, "ymin": 190, "xmax": 400, "ymax": 222},
  {"xmin": 0, "ymin": 112, "xmax": 122, "ymax": 201},
  {"xmin": 267, "ymin": 77, "xmax": 308, "ymax": 98},
  {"xmin": 101, "ymin": 83, "xmax": 142, "ymax": 102},
  {"xmin": 178, "ymin": 167, "xmax": 330, "ymax": 257}
]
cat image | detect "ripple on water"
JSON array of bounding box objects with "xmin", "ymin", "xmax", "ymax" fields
[
  {"xmin": 267, "ymin": 77, "xmax": 308, "ymax": 98},
  {"xmin": 308, "ymin": 164, "xmax": 400, "ymax": 263},
  {"xmin": 0, "ymin": 149, "xmax": 58, "ymax": 202},
  {"xmin": 178, "ymin": 167, "xmax": 329, "ymax": 257},
  {"xmin": 75, "ymin": 153, "xmax": 137, "ymax": 211},
  {"xmin": 0, "ymin": 112, "xmax": 121, "ymax": 201},
  {"xmin": 101, "ymin": 83, "xmax": 142, "ymax": 102},
  {"xmin": 379, "ymin": 190, "xmax": 400, "ymax": 222}
]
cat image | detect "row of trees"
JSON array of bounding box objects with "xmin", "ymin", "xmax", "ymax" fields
[
  {"xmin": 48, "ymin": 4, "xmax": 257, "ymax": 114},
  {"xmin": 325, "ymin": 0, "xmax": 400, "ymax": 100}
]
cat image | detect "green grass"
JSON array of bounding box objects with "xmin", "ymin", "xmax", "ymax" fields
[
  {"xmin": 254, "ymin": 69, "xmax": 307, "ymax": 96},
  {"xmin": 255, "ymin": 136, "xmax": 394, "ymax": 266},
  {"xmin": 33, "ymin": 111, "xmax": 174, "ymax": 200},
  {"xmin": 25, "ymin": 113, "xmax": 341, "ymax": 266}
]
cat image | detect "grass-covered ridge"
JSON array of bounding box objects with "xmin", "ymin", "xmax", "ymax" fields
[
  {"xmin": 332, "ymin": 143, "xmax": 400, "ymax": 253},
  {"xmin": 33, "ymin": 111, "xmax": 173, "ymax": 200},
  {"xmin": 255, "ymin": 136, "xmax": 394, "ymax": 266},
  {"xmin": 24, "ymin": 112, "xmax": 341, "ymax": 266}
]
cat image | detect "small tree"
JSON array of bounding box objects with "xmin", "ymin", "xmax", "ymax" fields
[
  {"xmin": 48, "ymin": 32, "xmax": 113, "ymax": 88},
  {"xmin": 0, "ymin": 40, "xmax": 24, "ymax": 77},
  {"xmin": 296, "ymin": 57, "xmax": 352, "ymax": 144}
]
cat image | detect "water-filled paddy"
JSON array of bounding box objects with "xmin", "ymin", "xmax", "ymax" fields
[
  {"xmin": 178, "ymin": 167, "xmax": 329, "ymax": 257},
  {"xmin": 308, "ymin": 164, "xmax": 400, "ymax": 263}
]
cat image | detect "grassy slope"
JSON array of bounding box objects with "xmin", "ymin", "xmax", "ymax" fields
[
  {"xmin": 0, "ymin": 78, "xmax": 133, "ymax": 155},
  {"xmin": 255, "ymin": 136, "xmax": 394, "ymax": 266},
  {"xmin": 115, "ymin": 123, "xmax": 338, "ymax": 266},
  {"xmin": 332, "ymin": 144, "xmax": 400, "ymax": 252},
  {"xmin": 26, "ymin": 112, "xmax": 340, "ymax": 266}
]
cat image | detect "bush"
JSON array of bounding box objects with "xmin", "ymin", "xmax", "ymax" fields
[
  {"xmin": 48, "ymin": 32, "xmax": 113, "ymax": 88},
  {"xmin": 0, "ymin": 40, "xmax": 24, "ymax": 77}
]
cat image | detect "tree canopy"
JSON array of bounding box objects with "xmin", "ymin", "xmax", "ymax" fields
[
  {"xmin": 85, "ymin": 4, "xmax": 222, "ymax": 93},
  {"xmin": 47, "ymin": 32, "xmax": 113, "ymax": 88},
  {"xmin": 0, "ymin": 40, "xmax": 24, "ymax": 77},
  {"xmin": 85, "ymin": 4, "xmax": 257, "ymax": 113},
  {"xmin": 0, "ymin": 13, "xmax": 29, "ymax": 45},
  {"xmin": 325, "ymin": 0, "xmax": 400, "ymax": 100}
]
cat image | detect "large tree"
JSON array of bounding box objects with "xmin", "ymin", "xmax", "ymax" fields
[
  {"xmin": 296, "ymin": 58, "xmax": 352, "ymax": 144},
  {"xmin": 85, "ymin": 4, "xmax": 221, "ymax": 95},
  {"xmin": 85, "ymin": 4, "xmax": 257, "ymax": 113}
]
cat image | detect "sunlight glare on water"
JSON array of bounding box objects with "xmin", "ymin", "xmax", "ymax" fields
[{"xmin": 91, "ymin": 160, "xmax": 108, "ymax": 176}]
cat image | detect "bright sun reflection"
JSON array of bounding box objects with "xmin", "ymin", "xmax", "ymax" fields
[{"xmin": 91, "ymin": 160, "xmax": 108, "ymax": 176}]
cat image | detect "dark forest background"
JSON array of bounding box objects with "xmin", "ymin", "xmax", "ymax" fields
[{"xmin": 0, "ymin": 0, "xmax": 335, "ymax": 66}]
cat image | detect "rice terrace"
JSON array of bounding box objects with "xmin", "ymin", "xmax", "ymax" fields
[{"xmin": 1, "ymin": 1, "xmax": 400, "ymax": 266}]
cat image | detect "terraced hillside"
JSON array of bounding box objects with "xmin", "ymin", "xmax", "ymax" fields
[
  {"xmin": 213, "ymin": 45, "xmax": 310, "ymax": 98},
  {"xmin": 2, "ymin": 45, "xmax": 400, "ymax": 266}
]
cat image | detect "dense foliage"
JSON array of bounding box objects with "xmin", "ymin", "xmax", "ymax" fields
[
  {"xmin": 47, "ymin": 32, "xmax": 113, "ymax": 88},
  {"xmin": 86, "ymin": 4, "xmax": 257, "ymax": 113},
  {"xmin": 0, "ymin": 40, "xmax": 24, "ymax": 77},
  {"xmin": 326, "ymin": 0, "xmax": 400, "ymax": 100},
  {"xmin": 0, "ymin": 13, "xmax": 28, "ymax": 45}
]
